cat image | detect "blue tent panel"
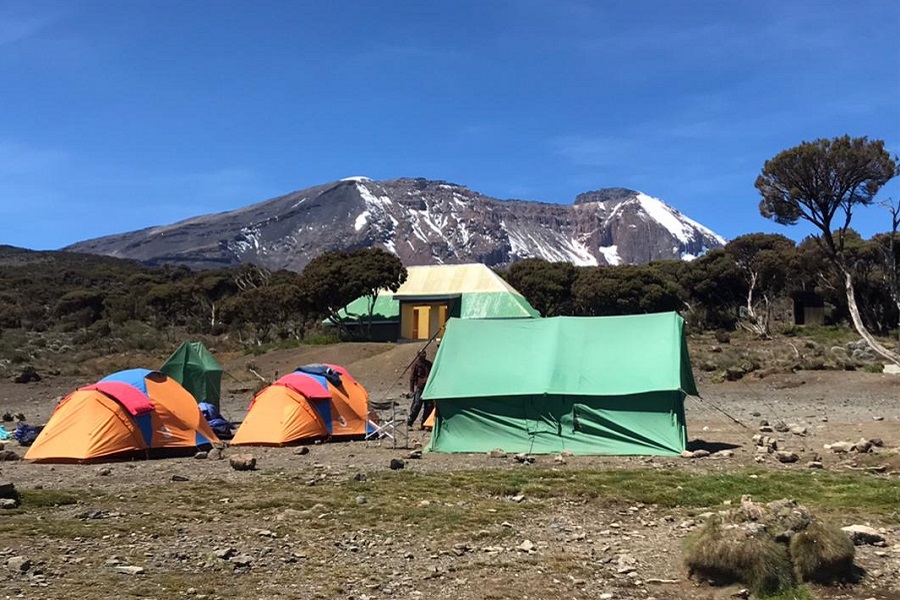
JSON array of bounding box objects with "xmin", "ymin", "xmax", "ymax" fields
[
  {"xmin": 310, "ymin": 398, "xmax": 333, "ymax": 433},
  {"xmin": 100, "ymin": 369, "xmax": 154, "ymax": 394},
  {"xmin": 133, "ymin": 413, "xmax": 154, "ymax": 446}
]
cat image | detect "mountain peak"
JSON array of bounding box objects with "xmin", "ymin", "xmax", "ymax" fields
[
  {"xmin": 573, "ymin": 187, "xmax": 640, "ymax": 205},
  {"xmin": 66, "ymin": 178, "xmax": 725, "ymax": 271}
]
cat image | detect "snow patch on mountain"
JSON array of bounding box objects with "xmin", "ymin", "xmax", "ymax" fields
[
  {"xmin": 635, "ymin": 192, "xmax": 726, "ymax": 246},
  {"xmin": 559, "ymin": 237, "xmax": 599, "ymax": 266},
  {"xmin": 355, "ymin": 183, "xmax": 394, "ymax": 232},
  {"xmin": 506, "ymin": 226, "xmax": 598, "ymax": 266},
  {"xmin": 232, "ymin": 226, "xmax": 262, "ymax": 254},
  {"xmin": 341, "ymin": 176, "xmax": 372, "ymax": 182},
  {"xmin": 599, "ymin": 245, "xmax": 622, "ymax": 265}
]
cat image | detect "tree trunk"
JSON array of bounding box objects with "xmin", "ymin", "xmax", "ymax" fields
[
  {"xmin": 843, "ymin": 268, "xmax": 900, "ymax": 366},
  {"xmin": 741, "ymin": 271, "xmax": 769, "ymax": 337}
]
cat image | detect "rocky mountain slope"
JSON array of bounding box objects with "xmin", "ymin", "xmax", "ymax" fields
[{"xmin": 66, "ymin": 177, "xmax": 726, "ymax": 272}]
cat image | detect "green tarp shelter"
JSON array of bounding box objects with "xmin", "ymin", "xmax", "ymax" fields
[
  {"xmin": 424, "ymin": 312, "xmax": 697, "ymax": 455},
  {"xmin": 160, "ymin": 342, "xmax": 223, "ymax": 408}
]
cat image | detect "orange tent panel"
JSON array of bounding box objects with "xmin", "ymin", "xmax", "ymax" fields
[
  {"xmin": 324, "ymin": 371, "xmax": 370, "ymax": 438},
  {"xmin": 144, "ymin": 374, "xmax": 220, "ymax": 448},
  {"xmin": 25, "ymin": 391, "xmax": 148, "ymax": 462},
  {"xmin": 232, "ymin": 386, "xmax": 329, "ymax": 446}
]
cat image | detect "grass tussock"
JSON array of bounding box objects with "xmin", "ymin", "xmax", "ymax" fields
[
  {"xmin": 684, "ymin": 517, "xmax": 795, "ymax": 596},
  {"xmin": 789, "ymin": 521, "xmax": 855, "ymax": 583},
  {"xmin": 685, "ymin": 498, "xmax": 857, "ymax": 597}
]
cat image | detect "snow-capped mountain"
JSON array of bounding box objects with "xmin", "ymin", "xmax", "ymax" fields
[{"xmin": 65, "ymin": 178, "xmax": 726, "ymax": 271}]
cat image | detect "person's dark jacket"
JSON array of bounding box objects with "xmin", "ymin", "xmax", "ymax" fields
[{"xmin": 409, "ymin": 356, "xmax": 432, "ymax": 394}]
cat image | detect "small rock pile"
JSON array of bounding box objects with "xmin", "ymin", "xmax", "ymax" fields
[{"xmin": 825, "ymin": 438, "xmax": 883, "ymax": 454}]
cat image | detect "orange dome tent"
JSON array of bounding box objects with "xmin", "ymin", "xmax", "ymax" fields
[
  {"xmin": 231, "ymin": 372, "xmax": 331, "ymax": 446},
  {"xmin": 231, "ymin": 364, "xmax": 372, "ymax": 446},
  {"xmin": 25, "ymin": 369, "xmax": 219, "ymax": 463}
]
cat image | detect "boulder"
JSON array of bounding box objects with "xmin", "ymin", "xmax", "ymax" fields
[
  {"xmin": 13, "ymin": 366, "xmax": 40, "ymax": 384},
  {"xmin": 841, "ymin": 525, "xmax": 885, "ymax": 546},
  {"xmin": 681, "ymin": 449, "xmax": 710, "ymax": 459},
  {"xmin": 774, "ymin": 451, "xmax": 799, "ymax": 464},
  {"xmin": 6, "ymin": 556, "xmax": 30, "ymax": 573},
  {"xmin": 826, "ymin": 441, "xmax": 854, "ymax": 454},
  {"xmin": 0, "ymin": 482, "xmax": 17, "ymax": 499},
  {"xmin": 852, "ymin": 438, "xmax": 873, "ymax": 453},
  {"xmin": 229, "ymin": 454, "xmax": 257, "ymax": 471}
]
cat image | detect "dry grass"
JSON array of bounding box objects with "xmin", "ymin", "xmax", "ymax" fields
[
  {"xmin": 789, "ymin": 521, "xmax": 855, "ymax": 583},
  {"xmin": 684, "ymin": 517, "xmax": 796, "ymax": 596}
]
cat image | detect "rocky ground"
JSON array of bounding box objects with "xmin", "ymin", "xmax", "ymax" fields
[{"xmin": 0, "ymin": 342, "xmax": 897, "ymax": 600}]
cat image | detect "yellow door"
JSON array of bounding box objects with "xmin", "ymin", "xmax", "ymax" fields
[
  {"xmin": 416, "ymin": 306, "xmax": 431, "ymax": 339},
  {"xmin": 415, "ymin": 306, "xmax": 431, "ymax": 340}
]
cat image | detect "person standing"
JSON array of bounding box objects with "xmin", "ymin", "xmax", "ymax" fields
[{"xmin": 407, "ymin": 350, "xmax": 433, "ymax": 429}]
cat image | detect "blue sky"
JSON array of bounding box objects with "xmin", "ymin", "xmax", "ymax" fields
[{"xmin": 1, "ymin": 0, "xmax": 898, "ymax": 250}]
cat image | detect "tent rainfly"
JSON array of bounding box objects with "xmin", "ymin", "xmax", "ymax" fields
[
  {"xmin": 161, "ymin": 341, "xmax": 223, "ymax": 408},
  {"xmin": 424, "ymin": 312, "xmax": 698, "ymax": 456}
]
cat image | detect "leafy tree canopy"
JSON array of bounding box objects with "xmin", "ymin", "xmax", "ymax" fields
[
  {"xmin": 504, "ymin": 258, "xmax": 576, "ymax": 317},
  {"xmin": 756, "ymin": 135, "xmax": 898, "ymax": 258}
]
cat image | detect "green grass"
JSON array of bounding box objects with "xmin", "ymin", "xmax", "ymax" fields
[
  {"xmin": 18, "ymin": 488, "xmax": 81, "ymax": 508},
  {"xmin": 429, "ymin": 468, "xmax": 900, "ymax": 521},
  {"xmin": 781, "ymin": 325, "xmax": 856, "ymax": 345},
  {"xmin": 0, "ymin": 468, "xmax": 894, "ymax": 546},
  {"xmin": 761, "ymin": 585, "xmax": 813, "ymax": 600}
]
